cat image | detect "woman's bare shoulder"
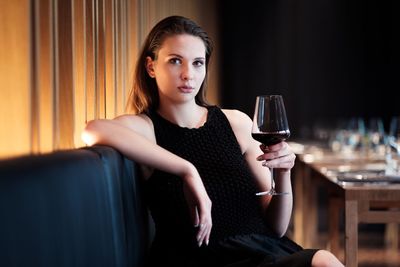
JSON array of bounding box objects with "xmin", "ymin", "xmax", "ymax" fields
[
  {"xmin": 114, "ymin": 113, "xmax": 155, "ymax": 141},
  {"xmin": 221, "ymin": 109, "xmax": 253, "ymax": 153},
  {"xmin": 221, "ymin": 109, "xmax": 253, "ymax": 130},
  {"xmin": 114, "ymin": 113, "xmax": 152, "ymax": 128}
]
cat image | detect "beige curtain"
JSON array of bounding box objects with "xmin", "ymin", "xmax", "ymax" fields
[{"xmin": 0, "ymin": 0, "xmax": 219, "ymax": 158}]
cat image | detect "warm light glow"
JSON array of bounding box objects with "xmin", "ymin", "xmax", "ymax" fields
[
  {"xmin": 303, "ymin": 154, "xmax": 315, "ymax": 163},
  {"xmin": 338, "ymin": 165, "xmax": 351, "ymax": 172},
  {"xmin": 81, "ymin": 131, "xmax": 94, "ymax": 146}
]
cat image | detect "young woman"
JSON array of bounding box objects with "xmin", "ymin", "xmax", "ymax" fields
[{"xmin": 82, "ymin": 15, "xmax": 344, "ymax": 267}]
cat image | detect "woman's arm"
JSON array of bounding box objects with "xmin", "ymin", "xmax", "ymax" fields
[
  {"xmin": 222, "ymin": 109, "xmax": 295, "ymax": 237},
  {"xmin": 83, "ymin": 114, "xmax": 182, "ymax": 175},
  {"xmin": 82, "ymin": 115, "xmax": 212, "ymax": 246}
]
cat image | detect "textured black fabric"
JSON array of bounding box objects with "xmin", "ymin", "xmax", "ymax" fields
[
  {"xmin": 146, "ymin": 106, "xmax": 268, "ymax": 244},
  {"xmin": 145, "ymin": 106, "xmax": 316, "ymax": 266},
  {"xmin": 215, "ymin": 234, "xmax": 317, "ymax": 267}
]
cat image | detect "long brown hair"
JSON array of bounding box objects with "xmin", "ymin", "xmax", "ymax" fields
[{"xmin": 126, "ymin": 15, "xmax": 213, "ymax": 114}]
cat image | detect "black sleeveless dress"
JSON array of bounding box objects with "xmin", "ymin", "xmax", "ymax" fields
[{"xmin": 144, "ymin": 106, "xmax": 317, "ymax": 267}]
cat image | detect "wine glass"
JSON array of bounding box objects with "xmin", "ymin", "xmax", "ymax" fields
[
  {"xmin": 388, "ymin": 116, "xmax": 400, "ymax": 153},
  {"xmin": 367, "ymin": 117, "xmax": 386, "ymax": 157},
  {"xmin": 386, "ymin": 116, "xmax": 400, "ymax": 175},
  {"xmin": 251, "ymin": 95, "xmax": 291, "ymax": 196},
  {"xmin": 341, "ymin": 117, "xmax": 366, "ymax": 154}
]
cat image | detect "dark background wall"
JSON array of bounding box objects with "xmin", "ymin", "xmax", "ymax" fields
[{"xmin": 217, "ymin": 0, "xmax": 398, "ymax": 140}]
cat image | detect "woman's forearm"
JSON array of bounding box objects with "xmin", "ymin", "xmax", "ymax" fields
[
  {"xmin": 264, "ymin": 170, "xmax": 293, "ymax": 237},
  {"xmin": 82, "ymin": 119, "xmax": 194, "ymax": 178}
]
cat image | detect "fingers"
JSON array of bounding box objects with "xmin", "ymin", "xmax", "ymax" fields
[
  {"xmin": 195, "ymin": 199, "xmax": 212, "ymax": 247},
  {"xmin": 182, "ymin": 171, "xmax": 212, "ymax": 247},
  {"xmin": 262, "ymin": 156, "xmax": 296, "ymax": 169},
  {"xmin": 188, "ymin": 204, "xmax": 212, "ymax": 246},
  {"xmin": 257, "ymin": 142, "xmax": 293, "ymax": 160},
  {"xmin": 257, "ymin": 142, "xmax": 296, "ymax": 169},
  {"xmin": 196, "ymin": 221, "xmax": 212, "ymax": 246},
  {"xmin": 191, "ymin": 207, "xmax": 200, "ymax": 227}
]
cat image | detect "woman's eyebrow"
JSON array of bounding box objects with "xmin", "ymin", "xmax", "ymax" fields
[
  {"xmin": 167, "ymin": 53, "xmax": 182, "ymax": 58},
  {"xmin": 167, "ymin": 53, "xmax": 205, "ymax": 60}
]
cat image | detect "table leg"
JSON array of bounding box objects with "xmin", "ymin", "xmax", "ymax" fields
[
  {"xmin": 328, "ymin": 196, "xmax": 342, "ymax": 256},
  {"xmin": 385, "ymin": 222, "xmax": 399, "ymax": 251},
  {"xmin": 345, "ymin": 199, "xmax": 358, "ymax": 267},
  {"xmin": 294, "ymin": 160, "xmax": 305, "ymax": 245},
  {"xmin": 305, "ymin": 168, "xmax": 317, "ymax": 248},
  {"xmin": 294, "ymin": 161, "xmax": 317, "ymax": 247}
]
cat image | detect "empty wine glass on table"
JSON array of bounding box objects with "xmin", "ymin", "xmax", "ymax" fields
[
  {"xmin": 388, "ymin": 116, "xmax": 400, "ymax": 152},
  {"xmin": 367, "ymin": 117, "xmax": 386, "ymax": 157},
  {"xmin": 251, "ymin": 95, "xmax": 291, "ymax": 196},
  {"xmin": 386, "ymin": 116, "xmax": 400, "ymax": 175},
  {"xmin": 341, "ymin": 117, "xmax": 366, "ymax": 154}
]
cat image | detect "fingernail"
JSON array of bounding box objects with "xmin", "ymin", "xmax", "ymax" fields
[
  {"xmin": 262, "ymin": 161, "xmax": 269, "ymax": 167},
  {"xmin": 206, "ymin": 240, "xmax": 209, "ymax": 246},
  {"xmin": 257, "ymin": 156, "xmax": 263, "ymax": 160},
  {"xmin": 198, "ymin": 241, "xmax": 202, "ymax": 247}
]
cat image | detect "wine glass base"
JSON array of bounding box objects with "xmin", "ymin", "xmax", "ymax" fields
[{"xmin": 255, "ymin": 190, "xmax": 290, "ymax": 196}]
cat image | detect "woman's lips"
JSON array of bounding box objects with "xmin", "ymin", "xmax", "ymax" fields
[{"xmin": 178, "ymin": 86, "xmax": 194, "ymax": 93}]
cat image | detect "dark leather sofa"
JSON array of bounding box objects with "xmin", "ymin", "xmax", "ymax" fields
[{"xmin": 0, "ymin": 145, "xmax": 153, "ymax": 267}]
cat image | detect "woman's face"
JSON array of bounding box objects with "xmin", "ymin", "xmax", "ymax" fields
[{"xmin": 146, "ymin": 34, "xmax": 206, "ymax": 106}]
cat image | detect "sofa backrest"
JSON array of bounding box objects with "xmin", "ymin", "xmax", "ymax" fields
[{"xmin": 0, "ymin": 145, "xmax": 152, "ymax": 267}]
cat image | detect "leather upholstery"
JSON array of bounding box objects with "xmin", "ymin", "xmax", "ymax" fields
[{"xmin": 0, "ymin": 145, "xmax": 152, "ymax": 267}]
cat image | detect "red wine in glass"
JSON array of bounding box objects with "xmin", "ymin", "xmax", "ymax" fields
[
  {"xmin": 252, "ymin": 131, "xmax": 291, "ymax": 146},
  {"xmin": 252, "ymin": 95, "xmax": 290, "ymax": 196}
]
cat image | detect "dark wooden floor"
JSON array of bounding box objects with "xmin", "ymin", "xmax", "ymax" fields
[
  {"xmin": 317, "ymin": 231, "xmax": 400, "ymax": 267},
  {"xmin": 346, "ymin": 249, "xmax": 399, "ymax": 267}
]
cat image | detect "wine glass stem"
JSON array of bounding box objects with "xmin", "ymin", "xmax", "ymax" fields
[
  {"xmin": 270, "ymin": 167, "xmax": 275, "ymax": 193},
  {"xmin": 256, "ymin": 166, "xmax": 290, "ymax": 196}
]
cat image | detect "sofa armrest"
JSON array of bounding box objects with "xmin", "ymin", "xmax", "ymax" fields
[{"xmin": 0, "ymin": 145, "xmax": 152, "ymax": 266}]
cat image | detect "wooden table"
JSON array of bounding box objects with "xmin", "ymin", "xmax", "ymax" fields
[{"xmin": 291, "ymin": 143, "xmax": 400, "ymax": 267}]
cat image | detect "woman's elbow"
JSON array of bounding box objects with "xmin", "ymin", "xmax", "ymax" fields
[
  {"xmin": 268, "ymin": 223, "xmax": 288, "ymax": 238},
  {"xmin": 81, "ymin": 120, "xmax": 104, "ymax": 146},
  {"xmin": 275, "ymin": 229, "xmax": 287, "ymax": 238}
]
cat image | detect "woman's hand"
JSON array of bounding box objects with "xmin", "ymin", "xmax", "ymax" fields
[
  {"xmin": 256, "ymin": 141, "xmax": 296, "ymax": 171},
  {"xmin": 255, "ymin": 141, "xmax": 295, "ymax": 236},
  {"xmin": 182, "ymin": 165, "xmax": 212, "ymax": 247}
]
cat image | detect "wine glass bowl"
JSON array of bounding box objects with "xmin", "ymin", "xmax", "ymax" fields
[{"xmin": 251, "ymin": 95, "xmax": 290, "ymax": 196}]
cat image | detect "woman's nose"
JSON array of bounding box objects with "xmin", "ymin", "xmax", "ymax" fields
[{"xmin": 181, "ymin": 64, "xmax": 194, "ymax": 80}]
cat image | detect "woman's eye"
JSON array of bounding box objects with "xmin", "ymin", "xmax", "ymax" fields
[
  {"xmin": 193, "ymin": 60, "xmax": 205, "ymax": 67},
  {"xmin": 169, "ymin": 58, "xmax": 181, "ymax": 65}
]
